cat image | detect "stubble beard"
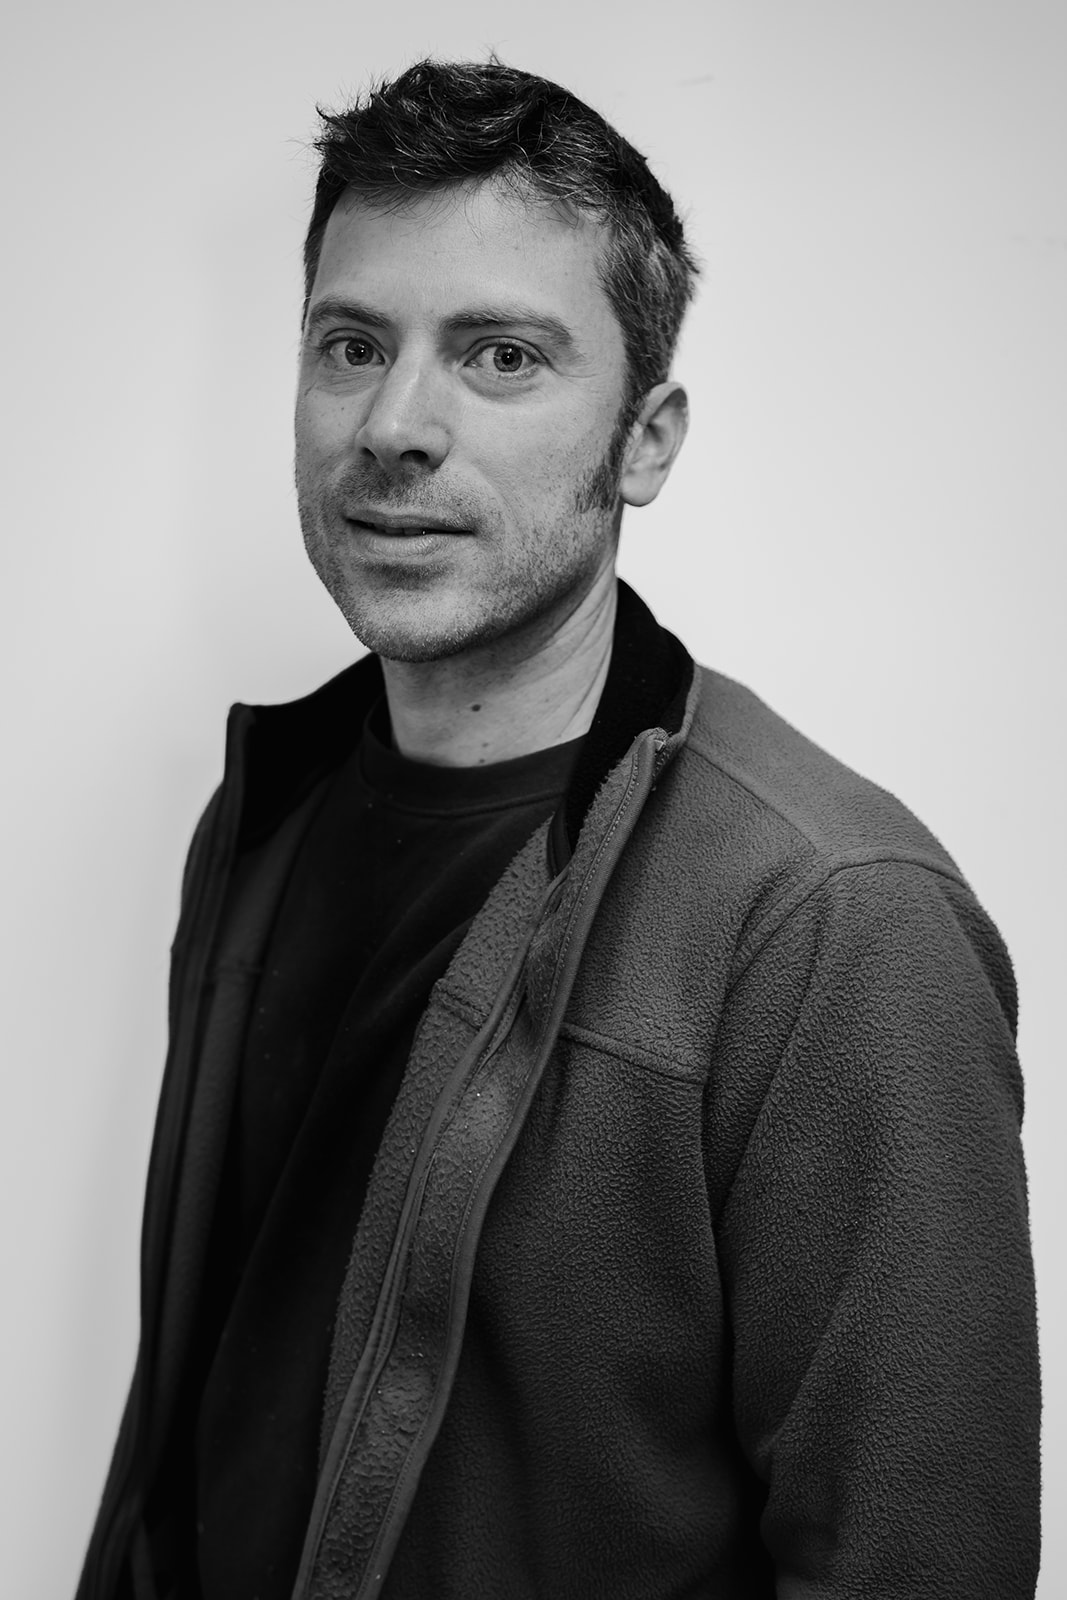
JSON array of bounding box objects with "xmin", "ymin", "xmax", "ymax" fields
[{"xmin": 296, "ymin": 402, "xmax": 635, "ymax": 664}]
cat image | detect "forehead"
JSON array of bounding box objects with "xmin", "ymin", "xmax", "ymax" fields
[{"xmin": 310, "ymin": 179, "xmax": 621, "ymax": 347}]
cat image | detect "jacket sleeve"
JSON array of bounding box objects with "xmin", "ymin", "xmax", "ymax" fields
[
  {"xmin": 712, "ymin": 857, "xmax": 1040, "ymax": 1598},
  {"xmin": 75, "ymin": 792, "xmax": 223, "ymax": 1600}
]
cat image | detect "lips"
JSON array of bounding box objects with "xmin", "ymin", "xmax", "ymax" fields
[{"xmin": 347, "ymin": 514, "xmax": 469, "ymax": 537}]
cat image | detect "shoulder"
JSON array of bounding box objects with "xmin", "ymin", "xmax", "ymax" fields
[
  {"xmin": 679, "ymin": 665, "xmax": 957, "ymax": 877},
  {"xmin": 637, "ymin": 665, "xmax": 1012, "ymax": 998}
]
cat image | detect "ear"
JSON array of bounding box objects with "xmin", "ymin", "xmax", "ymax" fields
[{"xmin": 620, "ymin": 382, "xmax": 689, "ymax": 508}]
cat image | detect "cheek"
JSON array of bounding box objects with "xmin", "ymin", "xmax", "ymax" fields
[
  {"xmin": 295, "ymin": 390, "xmax": 359, "ymax": 459},
  {"xmin": 482, "ymin": 409, "xmax": 609, "ymax": 500}
]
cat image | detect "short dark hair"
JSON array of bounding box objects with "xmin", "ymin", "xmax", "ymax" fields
[{"xmin": 303, "ymin": 59, "xmax": 699, "ymax": 417}]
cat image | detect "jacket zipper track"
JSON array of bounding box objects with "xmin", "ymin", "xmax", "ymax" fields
[
  {"xmin": 290, "ymin": 877, "xmax": 558, "ymax": 1597},
  {"xmin": 292, "ymin": 728, "xmax": 665, "ymax": 1600}
]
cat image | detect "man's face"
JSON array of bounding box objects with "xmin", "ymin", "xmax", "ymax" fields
[{"xmin": 294, "ymin": 179, "xmax": 633, "ymax": 663}]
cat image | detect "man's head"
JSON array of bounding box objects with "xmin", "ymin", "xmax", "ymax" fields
[
  {"xmin": 295, "ymin": 59, "xmax": 698, "ymax": 665},
  {"xmin": 302, "ymin": 60, "xmax": 698, "ymax": 422}
]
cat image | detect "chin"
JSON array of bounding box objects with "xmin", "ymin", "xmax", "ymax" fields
[{"xmin": 336, "ymin": 592, "xmax": 500, "ymax": 665}]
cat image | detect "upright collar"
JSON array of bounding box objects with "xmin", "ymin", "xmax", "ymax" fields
[
  {"xmin": 232, "ymin": 580, "xmax": 694, "ymax": 861},
  {"xmin": 554, "ymin": 579, "xmax": 692, "ymax": 864}
]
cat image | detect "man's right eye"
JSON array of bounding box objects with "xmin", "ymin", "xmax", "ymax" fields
[{"xmin": 321, "ymin": 337, "xmax": 383, "ymax": 369}]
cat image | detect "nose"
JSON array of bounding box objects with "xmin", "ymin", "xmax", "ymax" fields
[{"xmin": 353, "ymin": 355, "xmax": 451, "ymax": 472}]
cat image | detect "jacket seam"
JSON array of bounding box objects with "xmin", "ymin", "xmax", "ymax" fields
[
  {"xmin": 728, "ymin": 850, "xmax": 969, "ymax": 989},
  {"xmin": 683, "ymin": 733, "xmax": 967, "ymax": 886},
  {"xmin": 557, "ymin": 1021, "xmax": 698, "ymax": 1083},
  {"xmin": 431, "ymin": 984, "xmax": 487, "ymax": 1032},
  {"xmin": 207, "ymin": 957, "xmax": 264, "ymax": 979},
  {"xmin": 681, "ymin": 735, "xmax": 832, "ymax": 851}
]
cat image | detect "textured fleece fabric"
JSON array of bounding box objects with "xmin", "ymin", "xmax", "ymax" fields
[{"xmin": 77, "ymin": 586, "xmax": 1040, "ymax": 1600}]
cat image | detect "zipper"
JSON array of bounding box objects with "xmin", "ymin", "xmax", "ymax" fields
[
  {"xmin": 290, "ymin": 877, "xmax": 556, "ymax": 1599},
  {"xmin": 292, "ymin": 727, "xmax": 665, "ymax": 1600}
]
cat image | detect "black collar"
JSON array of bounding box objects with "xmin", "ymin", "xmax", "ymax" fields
[
  {"xmin": 554, "ymin": 579, "xmax": 692, "ymax": 863},
  {"xmin": 234, "ymin": 580, "xmax": 693, "ymax": 860}
]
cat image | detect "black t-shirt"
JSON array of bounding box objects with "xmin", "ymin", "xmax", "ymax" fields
[{"xmin": 164, "ymin": 701, "xmax": 581, "ymax": 1600}]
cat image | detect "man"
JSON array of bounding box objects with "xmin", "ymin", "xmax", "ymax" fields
[{"xmin": 78, "ymin": 59, "xmax": 1040, "ymax": 1600}]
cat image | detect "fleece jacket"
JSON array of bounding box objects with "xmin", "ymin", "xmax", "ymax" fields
[{"xmin": 77, "ymin": 581, "xmax": 1040, "ymax": 1600}]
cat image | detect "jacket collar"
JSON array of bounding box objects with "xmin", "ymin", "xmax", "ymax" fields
[
  {"xmin": 234, "ymin": 579, "xmax": 694, "ymax": 860},
  {"xmin": 554, "ymin": 579, "xmax": 692, "ymax": 864}
]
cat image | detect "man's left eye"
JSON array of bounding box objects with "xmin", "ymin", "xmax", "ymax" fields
[{"xmin": 470, "ymin": 342, "xmax": 539, "ymax": 376}]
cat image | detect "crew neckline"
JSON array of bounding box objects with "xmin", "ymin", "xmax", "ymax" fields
[{"xmin": 358, "ymin": 697, "xmax": 585, "ymax": 816}]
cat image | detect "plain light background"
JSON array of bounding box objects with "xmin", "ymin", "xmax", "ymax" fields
[{"xmin": 2, "ymin": 1, "xmax": 1063, "ymax": 1593}]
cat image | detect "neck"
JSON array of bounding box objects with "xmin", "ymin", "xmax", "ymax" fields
[{"xmin": 381, "ymin": 569, "xmax": 617, "ymax": 767}]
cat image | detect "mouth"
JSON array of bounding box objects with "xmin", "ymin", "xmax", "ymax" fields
[{"xmin": 347, "ymin": 514, "xmax": 470, "ymax": 537}]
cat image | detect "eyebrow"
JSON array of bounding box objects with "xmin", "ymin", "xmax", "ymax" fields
[
  {"xmin": 304, "ymin": 297, "xmax": 392, "ymax": 337},
  {"xmin": 303, "ymin": 296, "xmax": 577, "ymax": 353}
]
